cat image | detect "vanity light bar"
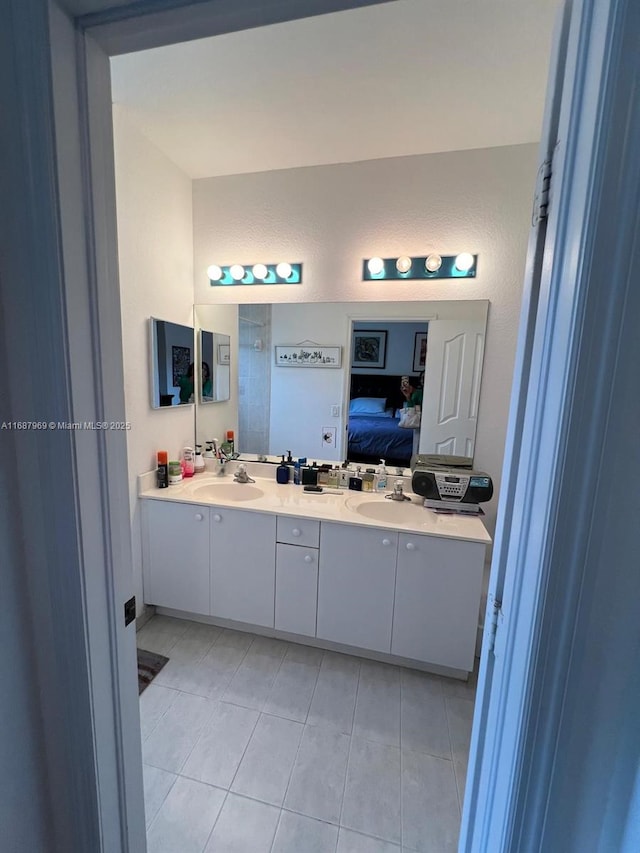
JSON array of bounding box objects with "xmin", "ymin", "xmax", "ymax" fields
[
  {"xmin": 362, "ymin": 254, "xmax": 478, "ymax": 281},
  {"xmin": 207, "ymin": 262, "xmax": 303, "ymax": 286}
]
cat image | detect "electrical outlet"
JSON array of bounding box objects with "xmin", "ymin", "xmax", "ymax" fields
[
  {"xmin": 330, "ymin": 404, "xmax": 340, "ymax": 417},
  {"xmin": 322, "ymin": 426, "xmax": 337, "ymax": 447}
]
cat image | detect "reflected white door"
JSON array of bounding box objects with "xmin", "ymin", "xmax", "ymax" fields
[{"xmin": 419, "ymin": 316, "xmax": 486, "ymax": 457}]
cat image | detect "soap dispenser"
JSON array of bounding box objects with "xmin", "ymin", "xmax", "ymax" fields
[
  {"xmin": 194, "ymin": 444, "xmax": 205, "ymax": 474},
  {"xmin": 277, "ymin": 454, "xmax": 290, "ymax": 484}
]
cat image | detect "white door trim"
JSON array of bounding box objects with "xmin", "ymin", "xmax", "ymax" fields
[{"xmin": 462, "ymin": 0, "xmax": 640, "ymax": 848}]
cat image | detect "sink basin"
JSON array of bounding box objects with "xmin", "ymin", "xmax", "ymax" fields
[
  {"xmin": 347, "ymin": 497, "xmax": 423, "ymax": 523},
  {"xmin": 190, "ymin": 482, "xmax": 264, "ymax": 502}
]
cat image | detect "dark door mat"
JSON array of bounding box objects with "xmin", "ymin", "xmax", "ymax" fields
[{"xmin": 137, "ymin": 648, "xmax": 169, "ymax": 694}]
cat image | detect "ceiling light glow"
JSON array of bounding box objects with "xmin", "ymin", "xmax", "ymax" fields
[
  {"xmin": 207, "ymin": 264, "xmax": 223, "ymax": 281},
  {"xmin": 230, "ymin": 264, "xmax": 246, "ymax": 281},
  {"xmin": 396, "ymin": 256, "xmax": 412, "ymax": 273},
  {"xmin": 276, "ymin": 262, "xmax": 293, "ymax": 279},
  {"xmin": 252, "ymin": 263, "xmax": 268, "ymax": 280},
  {"xmin": 425, "ymin": 254, "xmax": 442, "ymax": 273},
  {"xmin": 454, "ymin": 253, "xmax": 474, "ymax": 272},
  {"xmin": 367, "ymin": 257, "xmax": 385, "ymax": 275}
]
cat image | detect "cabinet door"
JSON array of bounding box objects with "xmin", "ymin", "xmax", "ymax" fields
[
  {"xmin": 143, "ymin": 501, "xmax": 210, "ymax": 615},
  {"xmin": 317, "ymin": 522, "xmax": 398, "ymax": 653},
  {"xmin": 392, "ymin": 534, "xmax": 485, "ymax": 671},
  {"xmin": 275, "ymin": 544, "xmax": 318, "ymax": 637},
  {"xmin": 210, "ymin": 508, "xmax": 276, "ymax": 628}
]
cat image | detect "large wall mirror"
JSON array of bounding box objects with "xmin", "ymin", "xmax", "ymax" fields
[
  {"xmin": 194, "ymin": 300, "xmax": 488, "ymax": 465},
  {"xmin": 149, "ymin": 317, "xmax": 196, "ymax": 408}
]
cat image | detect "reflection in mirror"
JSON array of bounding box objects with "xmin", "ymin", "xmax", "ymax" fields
[
  {"xmin": 198, "ymin": 329, "xmax": 231, "ymax": 403},
  {"xmin": 149, "ymin": 317, "xmax": 195, "ymax": 408},
  {"xmin": 193, "ymin": 301, "xmax": 488, "ymax": 464}
]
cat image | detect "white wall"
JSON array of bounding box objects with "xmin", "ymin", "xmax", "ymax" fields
[
  {"xmin": 113, "ymin": 106, "xmax": 194, "ymax": 614},
  {"xmin": 192, "ymin": 144, "xmax": 538, "ymax": 537}
]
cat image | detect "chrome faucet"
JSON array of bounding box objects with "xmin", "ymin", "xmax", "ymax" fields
[
  {"xmin": 386, "ymin": 479, "xmax": 411, "ymax": 501},
  {"xmin": 233, "ymin": 463, "xmax": 255, "ymax": 484}
]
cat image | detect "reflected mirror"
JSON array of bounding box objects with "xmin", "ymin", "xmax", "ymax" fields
[
  {"xmin": 198, "ymin": 329, "xmax": 231, "ymax": 403},
  {"xmin": 149, "ymin": 317, "xmax": 196, "ymax": 408},
  {"xmin": 194, "ymin": 300, "xmax": 488, "ymax": 464}
]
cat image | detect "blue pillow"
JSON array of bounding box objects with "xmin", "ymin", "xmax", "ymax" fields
[{"xmin": 349, "ymin": 397, "xmax": 388, "ymax": 415}]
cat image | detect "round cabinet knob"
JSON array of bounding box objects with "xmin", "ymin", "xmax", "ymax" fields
[
  {"xmin": 213, "ymin": 513, "xmax": 222, "ymax": 522},
  {"xmin": 406, "ymin": 542, "xmax": 416, "ymax": 551},
  {"xmin": 304, "ymin": 554, "xmax": 313, "ymax": 563},
  {"xmin": 194, "ymin": 513, "xmax": 204, "ymax": 521},
  {"xmin": 292, "ymin": 528, "xmax": 301, "ymax": 537},
  {"xmin": 382, "ymin": 538, "xmax": 392, "ymax": 546}
]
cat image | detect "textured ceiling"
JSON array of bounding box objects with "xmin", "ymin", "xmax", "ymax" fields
[{"xmin": 110, "ymin": 0, "xmax": 559, "ymax": 179}]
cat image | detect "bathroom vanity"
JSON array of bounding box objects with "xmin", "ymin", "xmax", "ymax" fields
[{"xmin": 139, "ymin": 466, "xmax": 491, "ymax": 678}]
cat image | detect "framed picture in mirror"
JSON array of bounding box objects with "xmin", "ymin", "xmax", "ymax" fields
[
  {"xmin": 413, "ymin": 332, "xmax": 428, "ymax": 372},
  {"xmin": 351, "ymin": 330, "xmax": 387, "ymax": 369}
]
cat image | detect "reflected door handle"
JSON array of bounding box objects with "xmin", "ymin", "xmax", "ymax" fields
[
  {"xmin": 406, "ymin": 542, "xmax": 416, "ymax": 551},
  {"xmin": 292, "ymin": 528, "xmax": 301, "ymax": 537},
  {"xmin": 382, "ymin": 538, "xmax": 392, "ymax": 546},
  {"xmin": 304, "ymin": 555, "xmax": 313, "ymax": 563},
  {"xmin": 213, "ymin": 513, "xmax": 222, "ymax": 522},
  {"xmin": 194, "ymin": 513, "xmax": 204, "ymax": 521}
]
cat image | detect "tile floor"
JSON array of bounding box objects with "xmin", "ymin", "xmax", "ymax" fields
[{"xmin": 137, "ymin": 614, "xmax": 477, "ymax": 853}]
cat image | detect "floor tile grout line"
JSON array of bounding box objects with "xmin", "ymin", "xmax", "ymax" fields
[
  {"xmin": 338, "ymin": 656, "xmax": 362, "ymax": 828},
  {"xmin": 200, "ymin": 786, "xmax": 231, "ymax": 853},
  {"xmin": 301, "ymin": 648, "xmax": 326, "ymax": 726},
  {"xmin": 140, "ymin": 763, "xmax": 179, "ymax": 833},
  {"xmin": 224, "ymin": 704, "xmax": 266, "ymax": 795}
]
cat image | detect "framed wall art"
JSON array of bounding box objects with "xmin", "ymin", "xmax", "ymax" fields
[
  {"xmin": 413, "ymin": 332, "xmax": 428, "ymax": 372},
  {"xmin": 275, "ymin": 345, "xmax": 342, "ymax": 367},
  {"xmin": 351, "ymin": 330, "xmax": 387, "ymax": 369}
]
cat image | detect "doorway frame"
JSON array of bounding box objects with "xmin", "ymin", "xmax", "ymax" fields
[{"xmin": 3, "ymin": 0, "xmax": 639, "ymax": 849}]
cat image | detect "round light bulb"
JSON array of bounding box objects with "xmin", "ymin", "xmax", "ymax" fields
[
  {"xmin": 276, "ymin": 262, "xmax": 292, "ymax": 279},
  {"xmin": 454, "ymin": 253, "xmax": 474, "ymax": 272},
  {"xmin": 396, "ymin": 256, "xmax": 412, "ymax": 274},
  {"xmin": 230, "ymin": 264, "xmax": 245, "ymax": 281},
  {"xmin": 367, "ymin": 257, "xmax": 384, "ymax": 275},
  {"xmin": 207, "ymin": 264, "xmax": 223, "ymax": 281},
  {"xmin": 252, "ymin": 263, "xmax": 268, "ymax": 280},
  {"xmin": 425, "ymin": 254, "xmax": 442, "ymax": 273}
]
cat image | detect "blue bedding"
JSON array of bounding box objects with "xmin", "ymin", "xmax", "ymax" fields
[{"xmin": 347, "ymin": 414, "xmax": 414, "ymax": 462}]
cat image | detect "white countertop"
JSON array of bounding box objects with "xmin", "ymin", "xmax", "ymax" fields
[{"xmin": 139, "ymin": 468, "xmax": 491, "ymax": 545}]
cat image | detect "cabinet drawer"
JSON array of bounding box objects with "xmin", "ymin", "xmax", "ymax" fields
[{"xmin": 276, "ymin": 516, "xmax": 320, "ymax": 548}]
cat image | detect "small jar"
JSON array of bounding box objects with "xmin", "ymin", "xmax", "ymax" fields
[{"xmin": 168, "ymin": 460, "xmax": 182, "ymax": 485}]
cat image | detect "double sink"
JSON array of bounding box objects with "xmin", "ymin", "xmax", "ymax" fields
[{"xmin": 188, "ymin": 478, "xmax": 425, "ymax": 523}]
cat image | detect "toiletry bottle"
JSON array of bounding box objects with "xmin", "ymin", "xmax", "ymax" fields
[
  {"xmin": 376, "ymin": 459, "xmax": 388, "ymax": 492},
  {"xmin": 348, "ymin": 466, "xmax": 363, "ymax": 491},
  {"xmin": 294, "ymin": 457, "xmax": 307, "ymax": 485},
  {"xmin": 363, "ymin": 469, "xmax": 375, "ymax": 492},
  {"xmin": 194, "ymin": 444, "xmax": 205, "ymax": 474},
  {"xmin": 156, "ymin": 451, "xmax": 169, "ymax": 489},
  {"xmin": 168, "ymin": 460, "xmax": 182, "ymax": 485},
  {"xmin": 183, "ymin": 446, "xmax": 195, "ymax": 477},
  {"xmin": 226, "ymin": 430, "xmax": 235, "ymax": 455},
  {"xmin": 277, "ymin": 455, "xmax": 290, "ymax": 484}
]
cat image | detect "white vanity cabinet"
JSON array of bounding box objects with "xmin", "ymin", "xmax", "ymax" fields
[
  {"xmin": 143, "ymin": 500, "xmax": 210, "ymax": 615},
  {"xmin": 210, "ymin": 507, "xmax": 276, "ymax": 628},
  {"xmin": 317, "ymin": 522, "xmax": 398, "ymax": 653},
  {"xmin": 392, "ymin": 533, "xmax": 485, "ymax": 671}
]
